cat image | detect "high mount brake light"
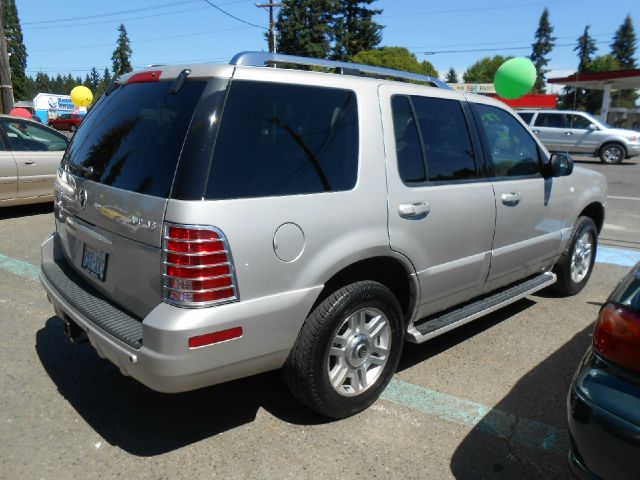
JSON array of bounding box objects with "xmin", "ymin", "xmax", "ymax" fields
[
  {"xmin": 127, "ymin": 70, "xmax": 162, "ymax": 84},
  {"xmin": 593, "ymin": 303, "xmax": 640, "ymax": 373},
  {"xmin": 162, "ymin": 224, "xmax": 238, "ymax": 307}
]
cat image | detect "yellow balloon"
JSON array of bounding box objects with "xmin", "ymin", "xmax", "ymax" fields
[{"xmin": 70, "ymin": 85, "xmax": 93, "ymax": 107}]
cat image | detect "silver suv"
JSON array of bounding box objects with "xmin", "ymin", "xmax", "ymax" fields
[
  {"xmin": 517, "ymin": 109, "xmax": 640, "ymax": 164},
  {"xmin": 40, "ymin": 52, "xmax": 607, "ymax": 418}
]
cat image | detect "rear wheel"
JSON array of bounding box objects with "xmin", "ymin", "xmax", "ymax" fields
[
  {"xmin": 553, "ymin": 216, "xmax": 597, "ymax": 296},
  {"xmin": 69, "ymin": 124, "xmax": 77, "ymax": 133},
  {"xmin": 284, "ymin": 281, "xmax": 404, "ymax": 418},
  {"xmin": 599, "ymin": 142, "xmax": 625, "ymax": 164}
]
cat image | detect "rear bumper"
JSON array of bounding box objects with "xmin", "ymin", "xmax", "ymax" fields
[
  {"xmin": 567, "ymin": 349, "xmax": 640, "ymax": 480},
  {"xmin": 40, "ymin": 232, "xmax": 322, "ymax": 393}
]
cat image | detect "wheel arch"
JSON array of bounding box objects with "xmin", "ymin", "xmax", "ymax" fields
[
  {"xmin": 579, "ymin": 202, "xmax": 605, "ymax": 234},
  {"xmin": 308, "ymin": 255, "xmax": 418, "ymax": 325},
  {"xmin": 598, "ymin": 140, "xmax": 627, "ymax": 159}
]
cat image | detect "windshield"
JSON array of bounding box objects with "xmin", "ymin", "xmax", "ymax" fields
[{"xmin": 62, "ymin": 79, "xmax": 206, "ymax": 198}]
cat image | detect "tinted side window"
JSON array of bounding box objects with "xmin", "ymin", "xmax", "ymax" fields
[
  {"xmin": 534, "ymin": 113, "xmax": 566, "ymax": 128},
  {"xmin": 476, "ymin": 104, "xmax": 540, "ymax": 177},
  {"xmin": 0, "ymin": 119, "xmax": 68, "ymax": 151},
  {"xmin": 412, "ymin": 96, "xmax": 476, "ymax": 182},
  {"xmin": 517, "ymin": 112, "xmax": 534, "ymax": 124},
  {"xmin": 568, "ymin": 114, "xmax": 593, "ymax": 129},
  {"xmin": 206, "ymin": 81, "xmax": 358, "ymax": 199},
  {"xmin": 391, "ymin": 95, "xmax": 426, "ymax": 185}
]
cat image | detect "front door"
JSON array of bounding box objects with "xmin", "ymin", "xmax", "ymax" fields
[
  {"xmin": 380, "ymin": 86, "xmax": 495, "ymax": 318},
  {"xmin": 472, "ymin": 102, "xmax": 565, "ymax": 292}
]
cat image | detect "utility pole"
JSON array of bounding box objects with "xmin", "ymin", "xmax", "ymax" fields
[
  {"xmin": 0, "ymin": 1, "xmax": 14, "ymax": 113},
  {"xmin": 256, "ymin": 2, "xmax": 282, "ymax": 53}
]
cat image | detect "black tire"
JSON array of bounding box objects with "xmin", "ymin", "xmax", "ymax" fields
[
  {"xmin": 552, "ymin": 216, "xmax": 597, "ymax": 296},
  {"xmin": 284, "ymin": 281, "xmax": 404, "ymax": 419},
  {"xmin": 599, "ymin": 142, "xmax": 625, "ymax": 164},
  {"xmin": 69, "ymin": 124, "xmax": 77, "ymax": 133}
]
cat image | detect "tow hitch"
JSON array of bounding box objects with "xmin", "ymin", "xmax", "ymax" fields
[{"xmin": 61, "ymin": 316, "xmax": 88, "ymax": 344}]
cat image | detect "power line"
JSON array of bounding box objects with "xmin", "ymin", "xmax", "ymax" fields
[
  {"xmin": 201, "ymin": 0, "xmax": 267, "ymax": 29},
  {"xmin": 22, "ymin": 0, "xmax": 201, "ymax": 25},
  {"xmin": 30, "ymin": 26, "xmax": 252, "ymax": 53},
  {"xmin": 420, "ymin": 40, "xmax": 610, "ymax": 55},
  {"xmin": 407, "ymin": 33, "xmax": 615, "ymax": 50}
]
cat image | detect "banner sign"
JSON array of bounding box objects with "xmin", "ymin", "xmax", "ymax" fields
[{"xmin": 448, "ymin": 83, "xmax": 497, "ymax": 94}]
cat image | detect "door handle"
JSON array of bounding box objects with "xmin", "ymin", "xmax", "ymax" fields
[
  {"xmin": 398, "ymin": 201, "xmax": 431, "ymax": 218},
  {"xmin": 501, "ymin": 192, "xmax": 521, "ymax": 206},
  {"xmin": 532, "ymin": 129, "xmax": 540, "ymax": 134},
  {"xmin": 564, "ymin": 132, "xmax": 573, "ymax": 135},
  {"xmin": 24, "ymin": 161, "xmax": 36, "ymax": 165}
]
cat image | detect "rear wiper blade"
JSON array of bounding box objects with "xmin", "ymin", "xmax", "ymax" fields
[{"xmin": 171, "ymin": 69, "xmax": 191, "ymax": 94}]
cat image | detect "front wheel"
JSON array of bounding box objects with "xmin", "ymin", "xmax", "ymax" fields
[
  {"xmin": 599, "ymin": 143, "xmax": 625, "ymax": 164},
  {"xmin": 553, "ymin": 216, "xmax": 597, "ymax": 296},
  {"xmin": 284, "ymin": 281, "xmax": 404, "ymax": 418}
]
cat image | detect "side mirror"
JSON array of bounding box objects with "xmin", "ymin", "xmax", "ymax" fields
[
  {"xmin": 548, "ymin": 152, "xmax": 574, "ymax": 177},
  {"xmin": 587, "ymin": 124, "xmax": 598, "ymax": 131}
]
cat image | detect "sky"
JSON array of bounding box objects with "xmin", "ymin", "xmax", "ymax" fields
[{"xmin": 17, "ymin": 0, "xmax": 639, "ymax": 92}]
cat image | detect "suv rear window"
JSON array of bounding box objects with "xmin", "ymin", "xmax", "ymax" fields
[
  {"xmin": 205, "ymin": 80, "xmax": 358, "ymax": 200},
  {"xmin": 63, "ymin": 80, "xmax": 206, "ymax": 198}
]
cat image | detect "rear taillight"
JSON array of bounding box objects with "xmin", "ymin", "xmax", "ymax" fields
[
  {"xmin": 593, "ymin": 303, "xmax": 640, "ymax": 372},
  {"xmin": 162, "ymin": 224, "xmax": 238, "ymax": 307}
]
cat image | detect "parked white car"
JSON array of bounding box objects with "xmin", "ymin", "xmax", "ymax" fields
[
  {"xmin": 0, "ymin": 115, "xmax": 69, "ymax": 207},
  {"xmin": 517, "ymin": 109, "xmax": 640, "ymax": 164}
]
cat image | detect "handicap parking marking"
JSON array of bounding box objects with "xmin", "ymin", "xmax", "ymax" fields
[
  {"xmin": 382, "ymin": 379, "xmax": 568, "ymax": 455},
  {"xmin": 596, "ymin": 246, "xmax": 640, "ymax": 268},
  {"xmin": 0, "ymin": 253, "xmax": 40, "ymax": 282}
]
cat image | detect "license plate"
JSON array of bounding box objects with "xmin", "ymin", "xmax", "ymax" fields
[{"xmin": 81, "ymin": 244, "xmax": 108, "ymax": 281}]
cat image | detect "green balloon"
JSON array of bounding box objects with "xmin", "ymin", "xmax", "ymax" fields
[{"xmin": 494, "ymin": 57, "xmax": 537, "ymax": 99}]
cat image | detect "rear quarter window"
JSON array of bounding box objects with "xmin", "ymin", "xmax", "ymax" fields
[{"xmin": 205, "ymin": 80, "xmax": 359, "ymax": 200}]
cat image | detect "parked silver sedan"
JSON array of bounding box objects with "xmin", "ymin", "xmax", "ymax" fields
[{"xmin": 0, "ymin": 115, "xmax": 69, "ymax": 207}]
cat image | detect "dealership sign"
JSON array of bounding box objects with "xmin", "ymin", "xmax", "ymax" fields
[
  {"xmin": 448, "ymin": 83, "xmax": 497, "ymax": 94},
  {"xmin": 33, "ymin": 93, "xmax": 77, "ymax": 111}
]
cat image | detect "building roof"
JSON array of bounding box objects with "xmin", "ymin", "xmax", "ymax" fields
[{"xmin": 547, "ymin": 69, "xmax": 640, "ymax": 90}]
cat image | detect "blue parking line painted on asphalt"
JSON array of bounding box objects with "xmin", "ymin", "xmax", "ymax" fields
[
  {"xmin": 381, "ymin": 379, "xmax": 568, "ymax": 455},
  {"xmin": 596, "ymin": 246, "xmax": 640, "ymax": 268},
  {"xmin": 0, "ymin": 253, "xmax": 40, "ymax": 282}
]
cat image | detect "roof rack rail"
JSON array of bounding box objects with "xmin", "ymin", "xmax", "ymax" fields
[{"xmin": 230, "ymin": 51, "xmax": 450, "ymax": 89}]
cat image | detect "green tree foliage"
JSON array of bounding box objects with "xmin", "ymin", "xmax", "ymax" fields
[
  {"xmin": 611, "ymin": 14, "xmax": 637, "ymax": 69},
  {"xmin": 463, "ymin": 55, "xmax": 511, "ymax": 83},
  {"xmin": 351, "ymin": 47, "xmax": 438, "ymax": 77},
  {"xmin": 332, "ymin": 0, "xmax": 383, "ymax": 60},
  {"xmin": 445, "ymin": 67, "xmax": 458, "ymax": 83},
  {"xmin": 111, "ymin": 23, "xmax": 133, "ymax": 77},
  {"xmin": 2, "ymin": 0, "xmax": 28, "ymax": 100},
  {"xmin": 276, "ymin": 0, "xmax": 337, "ymax": 58},
  {"xmin": 85, "ymin": 67, "xmax": 101, "ymax": 92},
  {"xmin": 529, "ymin": 8, "xmax": 556, "ymax": 93},
  {"xmin": 34, "ymin": 72, "xmax": 51, "ymax": 93},
  {"xmin": 559, "ymin": 26, "xmax": 598, "ymax": 110}
]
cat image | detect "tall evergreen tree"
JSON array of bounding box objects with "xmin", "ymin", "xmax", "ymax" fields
[
  {"xmin": 560, "ymin": 26, "xmax": 598, "ymax": 110},
  {"xmin": 2, "ymin": 0, "xmax": 28, "ymax": 100},
  {"xmin": 86, "ymin": 67, "xmax": 101, "ymax": 92},
  {"xmin": 111, "ymin": 23, "xmax": 133, "ymax": 76},
  {"xmin": 445, "ymin": 67, "xmax": 458, "ymax": 83},
  {"xmin": 611, "ymin": 14, "xmax": 637, "ymax": 69},
  {"xmin": 34, "ymin": 72, "xmax": 51, "ymax": 93},
  {"xmin": 332, "ymin": 0, "xmax": 382, "ymax": 61},
  {"xmin": 610, "ymin": 15, "xmax": 638, "ymax": 109},
  {"xmin": 275, "ymin": 0, "xmax": 337, "ymax": 58},
  {"xmin": 529, "ymin": 8, "xmax": 556, "ymax": 93}
]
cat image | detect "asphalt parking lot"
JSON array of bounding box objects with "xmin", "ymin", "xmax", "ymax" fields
[{"xmin": 1, "ymin": 156, "xmax": 639, "ymax": 479}]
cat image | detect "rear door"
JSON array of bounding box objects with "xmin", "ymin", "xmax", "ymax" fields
[
  {"xmin": 532, "ymin": 112, "xmax": 567, "ymax": 152},
  {"xmin": 54, "ymin": 76, "xmax": 215, "ymax": 318},
  {"xmin": 0, "ymin": 118, "xmax": 67, "ymax": 198},
  {"xmin": 471, "ymin": 102, "xmax": 565, "ymax": 292},
  {"xmin": 0, "ymin": 136, "xmax": 17, "ymax": 201},
  {"xmin": 381, "ymin": 86, "xmax": 495, "ymax": 317}
]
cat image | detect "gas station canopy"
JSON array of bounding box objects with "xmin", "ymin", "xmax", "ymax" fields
[{"xmin": 547, "ymin": 69, "xmax": 640, "ymax": 121}]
